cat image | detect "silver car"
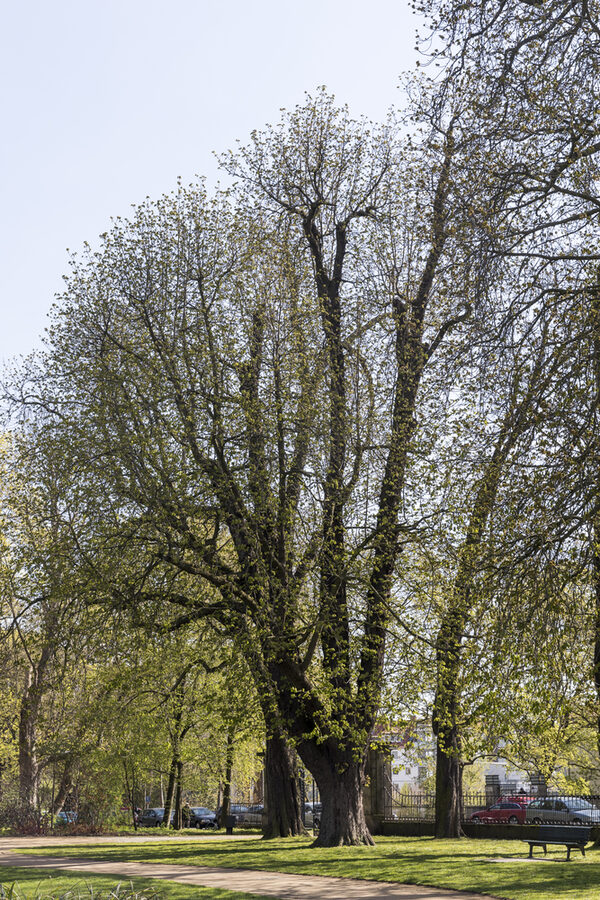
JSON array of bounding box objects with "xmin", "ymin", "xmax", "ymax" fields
[
  {"xmin": 243, "ymin": 804, "xmax": 264, "ymax": 826},
  {"xmin": 526, "ymin": 797, "xmax": 600, "ymax": 824}
]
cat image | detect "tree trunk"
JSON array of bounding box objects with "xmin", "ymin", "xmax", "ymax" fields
[
  {"xmin": 122, "ymin": 759, "xmax": 138, "ymax": 831},
  {"xmin": 434, "ymin": 730, "xmax": 463, "ymax": 838},
  {"xmin": 218, "ymin": 728, "xmax": 235, "ymax": 828},
  {"xmin": 591, "ymin": 277, "xmax": 600, "ymax": 767},
  {"xmin": 433, "ymin": 603, "xmax": 465, "ymax": 839},
  {"xmin": 263, "ymin": 732, "xmax": 305, "ymax": 838},
  {"xmin": 18, "ymin": 643, "xmax": 54, "ymax": 814},
  {"xmin": 299, "ymin": 742, "xmax": 373, "ymax": 847},
  {"xmin": 587, "ymin": 271, "xmax": 600, "ymax": 845},
  {"xmin": 50, "ymin": 762, "xmax": 73, "ymax": 816},
  {"xmin": 18, "ymin": 667, "xmax": 41, "ymax": 811},
  {"xmin": 173, "ymin": 760, "xmax": 183, "ymax": 830},
  {"xmin": 162, "ymin": 753, "xmax": 177, "ymax": 828},
  {"xmin": 433, "ymin": 599, "xmax": 465, "ymax": 840},
  {"xmin": 431, "ymin": 372, "xmax": 535, "ymax": 838}
]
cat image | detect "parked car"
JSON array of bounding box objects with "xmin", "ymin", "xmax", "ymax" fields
[
  {"xmin": 470, "ymin": 800, "xmax": 527, "ymax": 825},
  {"xmin": 138, "ymin": 807, "xmax": 174, "ymax": 827},
  {"xmin": 55, "ymin": 810, "xmax": 77, "ymax": 826},
  {"xmin": 216, "ymin": 803, "xmax": 249, "ymax": 825},
  {"xmin": 525, "ymin": 797, "xmax": 600, "ymax": 825},
  {"xmin": 304, "ymin": 802, "xmax": 322, "ymax": 829},
  {"xmin": 229, "ymin": 803, "xmax": 248, "ymax": 825},
  {"xmin": 230, "ymin": 804, "xmax": 249, "ymax": 822},
  {"xmin": 189, "ymin": 806, "xmax": 218, "ymax": 829},
  {"xmin": 244, "ymin": 804, "xmax": 264, "ymax": 826}
]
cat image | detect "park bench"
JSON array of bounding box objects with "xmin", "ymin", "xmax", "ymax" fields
[{"xmin": 524, "ymin": 824, "xmax": 591, "ymax": 860}]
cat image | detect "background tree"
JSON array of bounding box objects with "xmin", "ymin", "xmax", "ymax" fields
[{"xmin": 0, "ymin": 429, "xmax": 95, "ymax": 814}]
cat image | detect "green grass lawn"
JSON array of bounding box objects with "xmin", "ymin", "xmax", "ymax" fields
[
  {"xmin": 0, "ymin": 865, "xmax": 267, "ymax": 900},
  {"xmin": 49, "ymin": 827, "xmax": 261, "ymax": 839},
  {"xmin": 17, "ymin": 834, "xmax": 600, "ymax": 900}
]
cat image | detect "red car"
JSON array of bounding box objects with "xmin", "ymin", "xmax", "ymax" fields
[{"xmin": 470, "ymin": 798, "xmax": 530, "ymax": 824}]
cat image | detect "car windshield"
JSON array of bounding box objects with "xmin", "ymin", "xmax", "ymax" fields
[{"xmin": 193, "ymin": 807, "xmax": 211, "ymax": 815}]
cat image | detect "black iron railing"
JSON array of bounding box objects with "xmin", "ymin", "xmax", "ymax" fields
[{"xmin": 387, "ymin": 789, "xmax": 600, "ymax": 824}]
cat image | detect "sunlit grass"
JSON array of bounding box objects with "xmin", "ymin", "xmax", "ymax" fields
[{"xmin": 19, "ymin": 834, "xmax": 600, "ymax": 899}]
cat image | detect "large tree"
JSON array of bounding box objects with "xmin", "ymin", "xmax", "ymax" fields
[{"xmin": 18, "ymin": 93, "xmax": 489, "ymax": 845}]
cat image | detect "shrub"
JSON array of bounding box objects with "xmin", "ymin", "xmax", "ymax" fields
[{"xmin": 0, "ymin": 805, "xmax": 45, "ymax": 836}]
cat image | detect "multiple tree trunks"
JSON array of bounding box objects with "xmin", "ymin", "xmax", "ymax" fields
[
  {"xmin": 18, "ymin": 662, "xmax": 48, "ymax": 811},
  {"xmin": 18, "ymin": 657, "xmax": 74, "ymax": 822}
]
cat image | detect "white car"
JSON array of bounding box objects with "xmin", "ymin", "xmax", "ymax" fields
[{"xmin": 526, "ymin": 797, "xmax": 600, "ymax": 824}]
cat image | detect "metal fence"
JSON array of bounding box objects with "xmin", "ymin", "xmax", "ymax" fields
[
  {"xmin": 388, "ymin": 789, "xmax": 600, "ymax": 825},
  {"xmin": 389, "ymin": 789, "xmax": 435, "ymax": 821},
  {"xmin": 389, "ymin": 788, "xmax": 505, "ymax": 821}
]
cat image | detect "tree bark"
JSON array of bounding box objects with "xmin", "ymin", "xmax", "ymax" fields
[
  {"xmin": 434, "ymin": 729, "xmax": 463, "ymax": 838},
  {"xmin": 298, "ymin": 741, "xmax": 373, "ymax": 846},
  {"xmin": 433, "ymin": 599, "xmax": 466, "ymax": 839},
  {"xmin": 173, "ymin": 760, "xmax": 183, "ymax": 830},
  {"xmin": 263, "ymin": 732, "xmax": 305, "ymax": 838}
]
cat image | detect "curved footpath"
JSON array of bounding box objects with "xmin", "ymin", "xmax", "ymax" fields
[{"xmin": 0, "ymin": 836, "xmax": 500, "ymax": 900}]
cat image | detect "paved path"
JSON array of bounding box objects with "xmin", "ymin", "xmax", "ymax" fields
[
  {"xmin": 0, "ymin": 835, "xmax": 255, "ymax": 850},
  {"xmin": 0, "ymin": 838, "xmax": 500, "ymax": 900}
]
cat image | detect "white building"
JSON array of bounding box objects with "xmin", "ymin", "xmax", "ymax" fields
[{"xmin": 381, "ymin": 722, "xmax": 530, "ymax": 793}]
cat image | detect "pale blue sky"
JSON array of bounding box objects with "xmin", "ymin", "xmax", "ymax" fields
[{"xmin": 1, "ymin": 0, "xmax": 418, "ymax": 361}]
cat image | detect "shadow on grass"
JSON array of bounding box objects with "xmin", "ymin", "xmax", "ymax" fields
[{"xmin": 25, "ymin": 836, "xmax": 600, "ymax": 899}]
